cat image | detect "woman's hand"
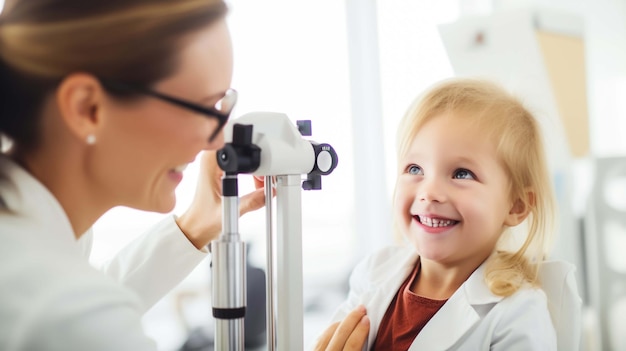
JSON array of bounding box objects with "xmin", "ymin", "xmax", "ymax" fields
[
  {"xmin": 314, "ymin": 306, "xmax": 370, "ymax": 351},
  {"xmin": 176, "ymin": 150, "xmax": 269, "ymax": 249}
]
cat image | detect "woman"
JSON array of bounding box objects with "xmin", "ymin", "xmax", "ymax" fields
[{"xmin": 0, "ymin": 0, "xmax": 266, "ymax": 349}]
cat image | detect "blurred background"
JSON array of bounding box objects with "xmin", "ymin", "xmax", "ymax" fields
[{"xmin": 1, "ymin": 0, "xmax": 622, "ymax": 349}]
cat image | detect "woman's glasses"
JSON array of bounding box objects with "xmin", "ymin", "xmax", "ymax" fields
[{"xmin": 99, "ymin": 79, "xmax": 237, "ymax": 142}]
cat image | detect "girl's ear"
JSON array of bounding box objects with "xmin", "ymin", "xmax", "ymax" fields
[{"xmin": 504, "ymin": 189, "xmax": 534, "ymax": 226}]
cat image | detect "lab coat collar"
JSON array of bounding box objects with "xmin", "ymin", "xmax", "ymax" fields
[
  {"xmin": 358, "ymin": 246, "xmax": 506, "ymax": 350},
  {"xmin": 462, "ymin": 259, "xmax": 503, "ymax": 305},
  {"xmin": 0, "ymin": 154, "xmax": 79, "ymax": 254},
  {"xmin": 409, "ymin": 257, "xmax": 503, "ymax": 350}
]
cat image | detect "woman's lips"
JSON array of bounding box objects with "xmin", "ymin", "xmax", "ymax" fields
[{"xmin": 168, "ymin": 163, "xmax": 188, "ymax": 183}]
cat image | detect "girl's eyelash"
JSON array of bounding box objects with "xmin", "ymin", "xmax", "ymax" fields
[
  {"xmin": 401, "ymin": 165, "xmax": 476, "ymax": 179},
  {"xmin": 453, "ymin": 168, "xmax": 476, "ymax": 180},
  {"xmin": 406, "ymin": 164, "xmax": 422, "ymax": 175}
]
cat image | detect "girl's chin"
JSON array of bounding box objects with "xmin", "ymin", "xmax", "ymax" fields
[{"xmin": 408, "ymin": 239, "xmax": 453, "ymax": 261}]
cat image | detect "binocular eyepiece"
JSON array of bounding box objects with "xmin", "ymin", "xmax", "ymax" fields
[
  {"xmin": 217, "ymin": 124, "xmax": 261, "ymax": 175},
  {"xmin": 216, "ymin": 118, "xmax": 338, "ymax": 190}
]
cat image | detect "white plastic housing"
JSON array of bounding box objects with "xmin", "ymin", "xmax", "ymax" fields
[{"xmin": 223, "ymin": 112, "xmax": 315, "ymax": 176}]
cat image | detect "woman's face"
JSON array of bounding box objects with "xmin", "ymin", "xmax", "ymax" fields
[{"xmin": 92, "ymin": 20, "xmax": 233, "ymax": 212}]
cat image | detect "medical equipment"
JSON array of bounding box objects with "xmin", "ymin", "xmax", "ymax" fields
[{"xmin": 210, "ymin": 112, "xmax": 338, "ymax": 351}]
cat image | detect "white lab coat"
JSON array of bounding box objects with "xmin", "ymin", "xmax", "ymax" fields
[
  {"xmin": 327, "ymin": 245, "xmax": 558, "ymax": 351},
  {"xmin": 0, "ymin": 155, "xmax": 208, "ymax": 351}
]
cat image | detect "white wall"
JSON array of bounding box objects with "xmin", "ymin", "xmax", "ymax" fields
[{"xmin": 492, "ymin": 0, "xmax": 626, "ymax": 156}]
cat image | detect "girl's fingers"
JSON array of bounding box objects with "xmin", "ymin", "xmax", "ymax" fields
[
  {"xmin": 343, "ymin": 316, "xmax": 369, "ymax": 350},
  {"xmin": 326, "ymin": 306, "xmax": 367, "ymax": 350},
  {"xmin": 313, "ymin": 322, "xmax": 340, "ymax": 351}
]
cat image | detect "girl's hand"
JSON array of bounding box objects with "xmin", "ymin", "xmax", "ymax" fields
[
  {"xmin": 314, "ymin": 305, "xmax": 370, "ymax": 351},
  {"xmin": 176, "ymin": 150, "xmax": 269, "ymax": 249}
]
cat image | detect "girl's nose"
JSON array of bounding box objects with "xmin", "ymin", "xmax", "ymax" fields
[{"xmin": 418, "ymin": 176, "xmax": 447, "ymax": 203}]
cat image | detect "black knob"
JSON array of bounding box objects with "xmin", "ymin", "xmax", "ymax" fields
[{"xmin": 216, "ymin": 123, "xmax": 261, "ymax": 175}]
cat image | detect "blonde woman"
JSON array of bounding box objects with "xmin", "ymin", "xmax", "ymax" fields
[
  {"xmin": 315, "ymin": 78, "xmax": 573, "ymax": 350},
  {"xmin": 0, "ymin": 0, "xmax": 267, "ymax": 350}
]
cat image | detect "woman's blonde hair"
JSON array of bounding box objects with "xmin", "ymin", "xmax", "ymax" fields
[
  {"xmin": 394, "ymin": 78, "xmax": 556, "ymax": 297},
  {"xmin": 0, "ymin": 0, "xmax": 227, "ymax": 150}
]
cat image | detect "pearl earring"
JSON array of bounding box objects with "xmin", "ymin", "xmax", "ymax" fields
[{"xmin": 86, "ymin": 134, "xmax": 96, "ymax": 145}]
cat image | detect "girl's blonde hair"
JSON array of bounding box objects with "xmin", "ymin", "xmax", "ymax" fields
[{"xmin": 395, "ymin": 78, "xmax": 556, "ymax": 297}]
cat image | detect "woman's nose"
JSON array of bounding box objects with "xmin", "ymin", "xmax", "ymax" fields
[{"xmin": 205, "ymin": 129, "xmax": 225, "ymax": 150}]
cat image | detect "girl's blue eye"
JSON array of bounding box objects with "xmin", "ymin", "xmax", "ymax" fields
[
  {"xmin": 453, "ymin": 168, "xmax": 475, "ymax": 180},
  {"xmin": 407, "ymin": 165, "xmax": 422, "ymax": 175}
]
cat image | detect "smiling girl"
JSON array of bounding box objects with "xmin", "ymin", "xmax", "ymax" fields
[{"xmin": 314, "ymin": 78, "xmax": 565, "ymax": 351}]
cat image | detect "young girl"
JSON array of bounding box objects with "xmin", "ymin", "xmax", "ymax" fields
[{"xmin": 314, "ymin": 78, "xmax": 562, "ymax": 350}]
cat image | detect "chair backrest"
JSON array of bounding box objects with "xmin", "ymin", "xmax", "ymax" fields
[{"xmin": 539, "ymin": 260, "xmax": 583, "ymax": 351}]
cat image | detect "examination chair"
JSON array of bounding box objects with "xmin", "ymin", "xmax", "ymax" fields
[{"xmin": 539, "ymin": 260, "xmax": 583, "ymax": 351}]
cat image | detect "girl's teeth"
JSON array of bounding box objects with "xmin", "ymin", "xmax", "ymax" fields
[{"xmin": 419, "ymin": 216, "xmax": 455, "ymax": 227}]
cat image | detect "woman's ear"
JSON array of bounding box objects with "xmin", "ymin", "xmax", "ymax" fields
[
  {"xmin": 504, "ymin": 189, "xmax": 535, "ymax": 226},
  {"xmin": 55, "ymin": 73, "xmax": 105, "ymax": 144}
]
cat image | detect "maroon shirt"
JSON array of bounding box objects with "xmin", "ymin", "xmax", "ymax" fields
[{"xmin": 372, "ymin": 261, "xmax": 448, "ymax": 351}]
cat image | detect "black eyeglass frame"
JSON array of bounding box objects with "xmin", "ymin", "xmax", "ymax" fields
[{"xmin": 99, "ymin": 79, "xmax": 237, "ymax": 142}]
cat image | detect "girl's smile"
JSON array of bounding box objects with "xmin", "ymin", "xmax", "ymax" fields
[{"xmin": 413, "ymin": 214, "xmax": 459, "ymax": 234}]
